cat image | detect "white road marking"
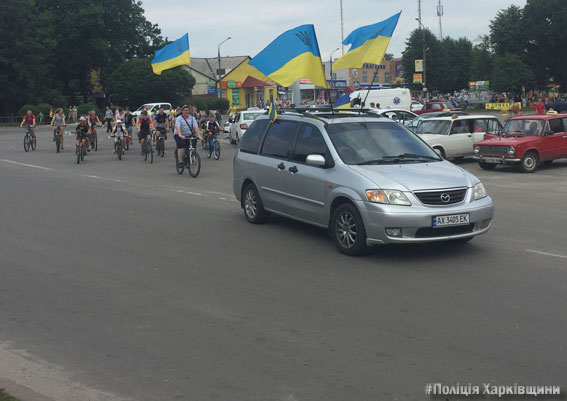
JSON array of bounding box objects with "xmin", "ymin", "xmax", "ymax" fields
[
  {"xmin": 174, "ymin": 189, "xmax": 204, "ymax": 196},
  {"xmin": 0, "ymin": 159, "xmax": 51, "ymax": 170},
  {"xmin": 82, "ymin": 174, "xmax": 101, "ymax": 179},
  {"xmin": 526, "ymin": 249, "xmax": 567, "ymax": 259}
]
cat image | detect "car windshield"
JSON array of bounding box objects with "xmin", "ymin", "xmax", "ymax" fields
[
  {"xmin": 416, "ymin": 120, "xmax": 451, "ymax": 135},
  {"xmin": 326, "ymin": 122, "xmax": 441, "ymax": 165},
  {"xmin": 136, "ymin": 104, "xmax": 153, "ymax": 112},
  {"xmin": 242, "ymin": 112, "xmax": 263, "ymax": 121},
  {"xmin": 503, "ymin": 119, "xmax": 543, "ymax": 136}
]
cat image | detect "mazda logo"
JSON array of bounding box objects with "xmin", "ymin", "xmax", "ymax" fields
[{"xmin": 440, "ymin": 193, "xmax": 451, "ymax": 203}]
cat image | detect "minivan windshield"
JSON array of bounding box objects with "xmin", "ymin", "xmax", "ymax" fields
[{"xmin": 326, "ymin": 122, "xmax": 441, "ymax": 165}]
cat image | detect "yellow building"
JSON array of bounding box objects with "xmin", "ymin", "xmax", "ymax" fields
[{"xmin": 221, "ymin": 57, "xmax": 277, "ymax": 110}]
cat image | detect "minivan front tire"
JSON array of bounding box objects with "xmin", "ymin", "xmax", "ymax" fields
[
  {"xmin": 331, "ymin": 203, "xmax": 367, "ymax": 256},
  {"xmin": 243, "ymin": 183, "xmax": 269, "ymax": 224}
]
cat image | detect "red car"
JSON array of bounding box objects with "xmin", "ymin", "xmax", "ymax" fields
[
  {"xmin": 413, "ymin": 101, "xmax": 461, "ymax": 115},
  {"xmin": 474, "ymin": 114, "xmax": 567, "ymax": 173}
]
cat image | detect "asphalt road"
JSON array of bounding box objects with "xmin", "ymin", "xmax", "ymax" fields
[{"xmin": 1, "ymin": 125, "xmax": 566, "ymax": 401}]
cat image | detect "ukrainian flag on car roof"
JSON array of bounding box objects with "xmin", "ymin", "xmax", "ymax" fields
[
  {"xmin": 249, "ymin": 25, "xmax": 327, "ymax": 88},
  {"xmin": 151, "ymin": 33, "xmax": 190, "ymax": 75},
  {"xmin": 333, "ymin": 93, "xmax": 351, "ymax": 110},
  {"xmin": 333, "ymin": 12, "xmax": 401, "ymax": 70}
]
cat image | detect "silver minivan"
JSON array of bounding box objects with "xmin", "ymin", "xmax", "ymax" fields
[{"xmin": 233, "ymin": 112, "xmax": 494, "ymax": 255}]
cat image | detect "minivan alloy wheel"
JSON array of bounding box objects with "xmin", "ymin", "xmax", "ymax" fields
[
  {"xmin": 245, "ymin": 189, "xmax": 257, "ymax": 219},
  {"xmin": 336, "ymin": 211, "xmax": 357, "ymax": 248}
]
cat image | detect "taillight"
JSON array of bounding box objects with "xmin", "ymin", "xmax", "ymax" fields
[{"xmin": 240, "ymin": 123, "xmax": 248, "ymax": 130}]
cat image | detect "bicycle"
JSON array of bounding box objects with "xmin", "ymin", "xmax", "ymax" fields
[
  {"xmin": 89, "ymin": 124, "xmax": 99, "ymax": 151},
  {"xmin": 54, "ymin": 126, "xmax": 64, "ymax": 153},
  {"xmin": 111, "ymin": 135, "xmax": 123, "ymax": 160},
  {"xmin": 204, "ymin": 133, "xmax": 221, "ymax": 160},
  {"xmin": 175, "ymin": 137, "xmax": 201, "ymax": 177},
  {"xmin": 76, "ymin": 138, "xmax": 86, "ymax": 164},
  {"xmin": 155, "ymin": 128, "xmax": 166, "ymax": 157},
  {"xmin": 144, "ymin": 132, "xmax": 154, "ymax": 163},
  {"xmin": 23, "ymin": 126, "xmax": 36, "ymax": 152}
]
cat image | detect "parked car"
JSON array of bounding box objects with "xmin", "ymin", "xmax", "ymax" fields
[
  {"xmin": 406, "ymin": 111, "xmax": 470, "ymax": 132},
  {"xmin": 132, "ymin": 102, "xmax": 172, "ymax": 118},
  {"xmin": 233, "ymin": 111, "xmax": 494, "ymax": 255},
  {"xmin": 411, "ymin": 100, "xmax": 424, "ymax": 111},
  {"xmin": 413, "ymin": 101, "xmax": 461, "ymax": 115},
  {"xmin": 474, "ymin": 114, "xmax": 567, "ymax": 173},
  {"xmin": 415, "ymin": 114, "xmax": 502, "ymax": 159},
  {"xmin": 224, "ymin": 114, "xmax": 235, "ymax": 134},
  {"xmin": 370, "ymin": 108, "xmax": 417, "ymax": 126},
  {"xmin": 229, "ymin": 109, "xmax": 266, "ymax": 145}
]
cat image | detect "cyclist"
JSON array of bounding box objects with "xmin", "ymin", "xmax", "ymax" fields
[
  {"xmin": 175, "ymin": 104, "xmax": 203, "ymax": 167},
  {"xmin": 87, "ymin": 110, "xmax": 101, "ymax": 151},
  {"xmin": 76, "ymin": 117, "xmax": 90, "ymax": 157},
  {"xmin": 50, "ymin": 108, "xmax": 66, "ymax": 150},
  {"xmin": 137, "ymin": 110, "xmax": 154, "ymax": 155},
  {"xmin": 111, "ymin": 119, "xmax": 126, "ymax": 155},
  {"xmin": 20, "ymin": 110, "xmax": 36, "ymax": 138},
  {"xmin": 123, "ymin": 107, "xmax": 135, "ymax": 146},
  {"xmin": 205, "ymin": 113, "xmax": 220, "ymax": 144},
  {"xmin": 154, "ymin": 106, "xmax": 169, "ymax": 154}
]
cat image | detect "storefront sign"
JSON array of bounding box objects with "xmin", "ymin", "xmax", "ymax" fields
[
  {"xmin": 415, "ymin": 59, "xmax": 423, "ymax": 72},
  {"xmin": 232, "ymin": 91, "xmax": 240, "ymax": 105},
  {"xmin": 485, "ymin": 102, "xmax": 521, "ymax": 111},
  {"xmin": 227, "ymin": 80, "xmax": 236, "ymax": 89},
  {"xmin": 413, "ymin": 73, "xmax": 423, "ymax": 84},
  {"xmin": 236, "ymin": 81, "xmax": 242, "ymax": 88}
]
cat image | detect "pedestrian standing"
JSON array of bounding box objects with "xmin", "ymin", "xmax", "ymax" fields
[
  {"xmin": 535, "ymin": 98, "xmax": 545, "ymax": 115},
  {"xmin": 104, "ymin": 106, "xmax": 113, "ymax": 132},
  {"xmin": 38, "ymin": 111, "xmax": 44, "ymax": 126},
  {"xmin": 72, "ymin": 105, "xmax": 78, "ymax": 122}
]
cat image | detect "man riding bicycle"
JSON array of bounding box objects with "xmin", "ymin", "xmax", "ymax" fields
[
  {"xmin": 111, "ymin": 119, "xmax": 126, "ymax": 155},
  {"xmin": 137, "ymin": 110, "xmax": 154, "ymax": 156},
  {"xmin": 50, "ymin": 108, "xmax": 66, "ymax": 150},
  {"xmin": 154, "ymin": 106, "xmax": 169, "ymax": 154},
  {"xmin": 19, "ymin": 110, "xmax": 36, "ymax": 138},
  {"xmin": 76, "ymin": 117, "xmax": 90, "ymax": 156},
  {"xmin": 175, "ymin": 104, "xmax": 202, "ymax": 167}
]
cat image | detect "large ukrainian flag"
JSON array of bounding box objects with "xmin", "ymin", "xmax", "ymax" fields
[
  {"xmin": 151, "ymin": 33, "xmax": 190, "ymax": 75},
  {"xmin": 249, "ymin": 25, "xmax": 327, "ymax": 88},
  {"xmin": 333, "ymin": 12, "xmax": 401, "ymax": 70}
]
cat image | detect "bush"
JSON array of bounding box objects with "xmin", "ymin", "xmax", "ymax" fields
[
  {"xmin": 76, "ymin": 103, "xmax": 101, "ymax": 117},
  {"xmin": 18, "ymin": 104, "xmax": 39, "ymax": 116},
  {"xmin": 207, "ymin": 97, "xmax": 230, "ymax": 113},
  {"xmin": 37, "ymin": 103, "xmax": 53, "ymax": 116},
  {"xmin": 191, "ymin": 98, "xmax": 208, "ymax": 112}
]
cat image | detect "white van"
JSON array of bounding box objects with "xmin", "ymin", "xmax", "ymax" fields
[
  {"xmin": 132, "ymin": 102, "xmax": 172, "ymax": 118},
  {"xmin": 349, "ymin": 88, "xmax": 412, "ymax": 111}
]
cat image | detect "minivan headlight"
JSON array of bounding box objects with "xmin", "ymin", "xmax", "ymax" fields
[
  {"xmin": 366, "ymin": 189, "xmax": 411, "ymax": 206},
  {"xmin": 474, "ymin": 182, "xmax": 487, "ymax": 200}
]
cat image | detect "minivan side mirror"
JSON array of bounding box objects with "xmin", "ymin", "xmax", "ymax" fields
[{"xmin": 306, "ymin": 154, "xmax": 326, "ymax": 167}]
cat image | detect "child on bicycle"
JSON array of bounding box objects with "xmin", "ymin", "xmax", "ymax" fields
[
  {"xmin": 205, "ymin": 113, "xmax": 220, "ymax": 143},
  {"xmin": 19, "ymin": 110, "xmax": 36, "ymax": 138},
  {"xmin": 76, "ymin": 117, "xmax": 90, "ymax": 156},
  {"xmin": 111, "ymin": 119, "xmax": 126, "ymax": 155},
  {"xmin": 50, "ymin": 108, "xmax": 66, "ymax": 150},
  {"xmin": 137, "ymin": 111, "xmax": 154, "ymax": 155}
]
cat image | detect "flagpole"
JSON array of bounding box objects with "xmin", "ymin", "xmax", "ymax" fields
[{"xmin": 361, "ymin": 66, "xmax": 379, "ymax": 112}]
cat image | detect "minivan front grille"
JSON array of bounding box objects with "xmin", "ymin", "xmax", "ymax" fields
[
  {"xmin": 478, "ymin": 145, "xmax": 508, "ymax": 155},
  {"xmin": 415, "ymin": 224, "xmax": 474, "ymax": 238},
  {"xmin": 414, "ymin": 188, "xmax": 467, "ymax": 205}
]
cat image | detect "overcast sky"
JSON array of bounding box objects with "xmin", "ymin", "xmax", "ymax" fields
[{"xmin": 142, "ymin": 0, "xmax": 525, "ymax": 60}]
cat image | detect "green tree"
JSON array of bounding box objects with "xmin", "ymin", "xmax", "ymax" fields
[
  {"xmin": 383, "ymin": 53, "xmax": 394, "ymax": 61},
  {"xmin": 401, "ymin": 28, "xmax": 446, "ymax": 92},
  {"xmin": 522, "ymin": 0, "xmax": 567, "ymax": 89},
  {"xmin": 106, "ymin": 58, "xmax": 195, "ymax": 108},
  {"xmin": 489, "ymin": 5, "xmax": 527, "ymax": 57},
  {"xmin": 470, "ymin": 35, "xmax": 493, "ymax": 82},
  {"xmin": 491, "ymin": 53, "xmax": 535, "ymax": 93}
]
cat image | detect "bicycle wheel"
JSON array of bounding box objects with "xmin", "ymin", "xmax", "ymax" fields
[
  {"xmin": 117, "ymin": 142, "xmax": 122, "ymax": 160},
  {"xmin": 160, "ymin": 138, "xmax": 165, "ymax": 157},
  {"xmin": 144, "ymin": 141, "xmax": 148, "ymax": 161},
  {"xmin": 206, "ymin": 140, "xmax": 212, "ymax": 158},
  {"xmin": 214, "ymin": 141, "xmax": 220, "ymax": 160},
  {"xmin": 24, "ymin": 135, "xmax": 30, "ymax": 152},
  {"xmin": 188, "ymin": 150, "xmax": 201, "ymax": 177},
  {"xmin": 56, "ymin": 133, "xmax": 60, "ymax": 153},
  {"xmin": 93, "ymin": 133, "xmax": 98, "ymax": 151},
  {"xmin": 76, "ymin": 146, "xmax": 81, "ymax": 164},
  {"xmin": 150, "ymin": 144, "xmax": 154, "ymax": 164},
  {"xmin": 31, "ymin": 136, "xmax": 36, "ymax": 150},
  {"xmin": 125, "ymin": 137, "xmax": 130, "ymax": 151},
  {"xmin": 81, "ymin": 145, "xmax": 85, "ymax": 161}
]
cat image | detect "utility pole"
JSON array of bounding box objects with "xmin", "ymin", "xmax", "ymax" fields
[
  {"xmin": 340, "ymin": 0, "xmax": 345, "ymax": 55},
  {"xmin": 217, "ymin": 37, "xmax": 231, "ymax": 98},
  {"xmin": 437, "ymin": 0, "xmax": 444, "ymax": 40}
]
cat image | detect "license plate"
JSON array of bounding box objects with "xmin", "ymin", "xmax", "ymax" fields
[
  {"xmin": 433, "ymin": 213, "xmax": 470, "ymax": 227},
  {"xmin": 482, "ymin": 157, "xmax": 502, "ymax": 164}
]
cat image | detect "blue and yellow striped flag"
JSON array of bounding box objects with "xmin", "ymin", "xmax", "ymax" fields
[
  {"xmin": 333, "ymin": 93, "xmax": 351, "ymax": 110},
  {"xmin": 268, "ymin": 93, "xmax": 277, "ymax": 123},
  {"xmin": 151, "ymin": 33, "xmax": 190, "ymax": 75},
  {"xmin": 333, "ymin": 12, "xmax": 401, "ymax": 70},
  {"xmin": 249, "ymin": 25, "xmax": 327, "ymax": 88}
]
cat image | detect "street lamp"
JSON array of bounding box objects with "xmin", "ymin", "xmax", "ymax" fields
[
  {"xmin": 415, "ymin": 18, "xmax": 427, "ymax": 94},
  {"xmin": 217, "ymin": 36, "xmax": 232, "ymax": 98},
  {"xmin": 329, "ymin": 47, "xmax": 340, "ymax": 89}
]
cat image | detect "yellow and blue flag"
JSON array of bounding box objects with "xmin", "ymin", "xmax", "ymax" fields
[
  {"xmin": 333, "ymin": 12, "xmax": 401, "ymax": 70},
  {"xmin": 268, "ymin": 93, "xmax": 277, "ymax": 123},
  {"xmin": 249, "ymin": 25, "xmax": 327, "ymax": 88},
  {"xmin": 151, "ymin": 33, "xmax": 190, "ymax": 75},
  {"xmin": 333, "ymin": 93, "xmax": 351, "ymax": 110}
]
